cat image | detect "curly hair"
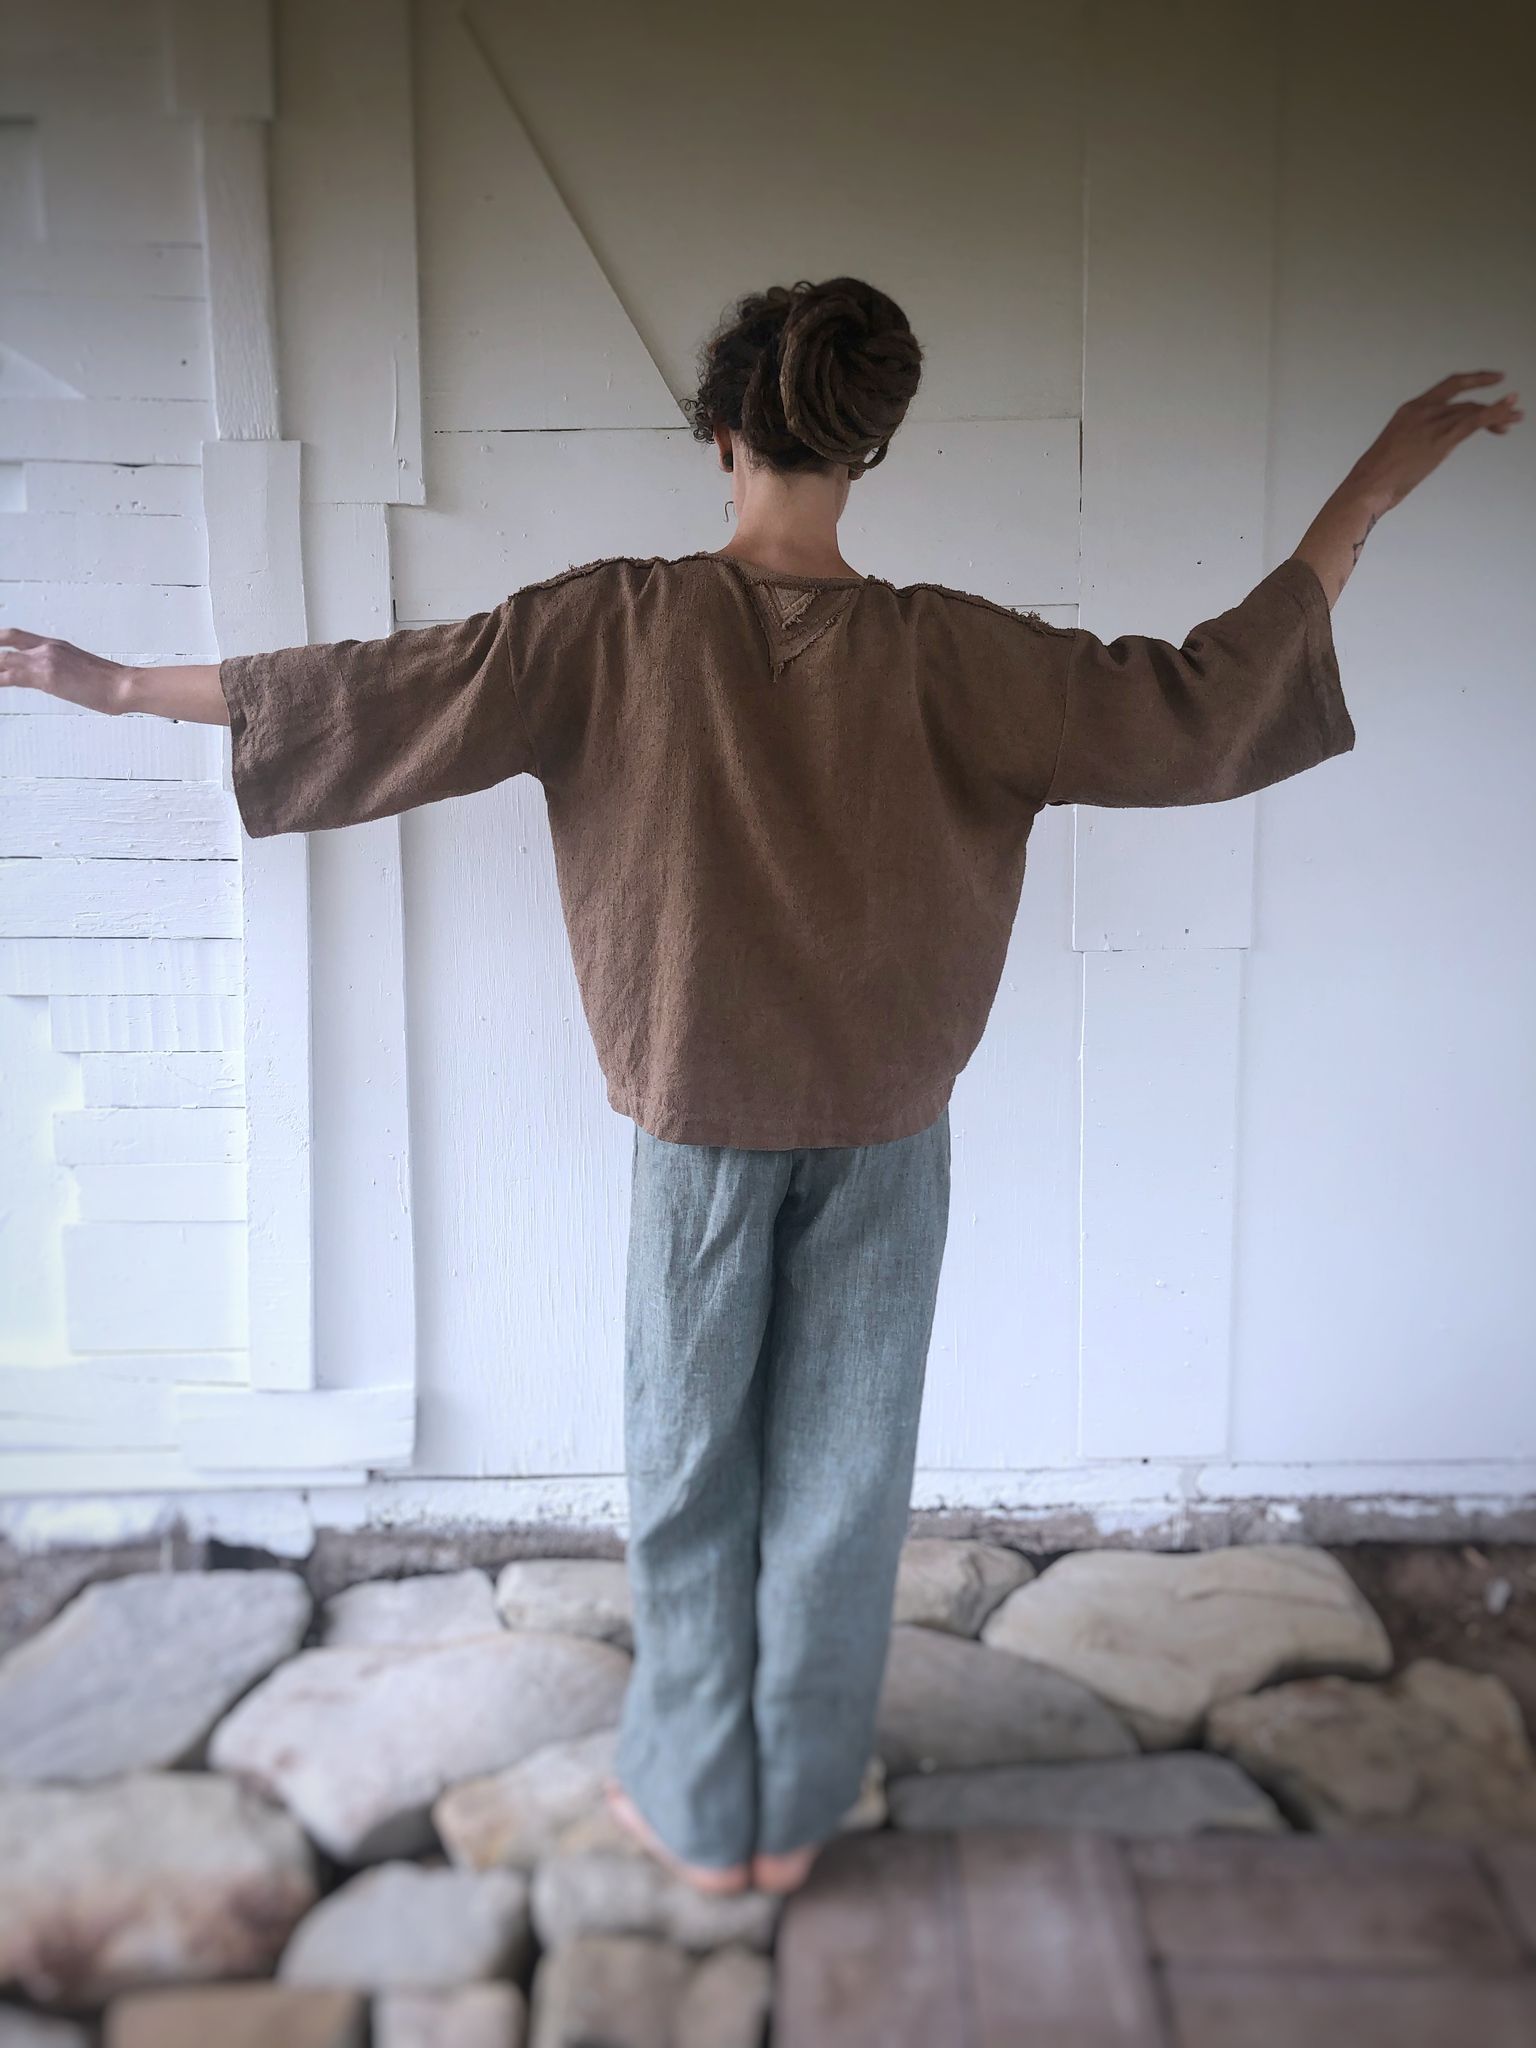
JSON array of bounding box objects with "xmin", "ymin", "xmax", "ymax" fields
[{"xmin": 682, "ymin": 276, "xmax": 923, "ymax": 479}]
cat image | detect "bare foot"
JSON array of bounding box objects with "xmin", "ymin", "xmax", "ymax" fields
[
  {"xmin": 751, "ymin": 1842, "xmax": 825, "ymax": 1895},
  {"xmin": 601, "ymin": 1777, "xmax": 751, "ymax": 1895}
]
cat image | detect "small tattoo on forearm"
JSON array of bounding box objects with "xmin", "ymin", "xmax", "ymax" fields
[{"xmin": 1351, "ymin": 511, "xmax": 1380, "ymax": 565}]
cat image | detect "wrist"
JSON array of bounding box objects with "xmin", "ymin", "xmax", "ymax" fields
[
  {"xmin": 1333, "ymin": 470, "xmax": 1396, "ymax": 522},
  {"xmin": 108, "ymin": 664, "xmax": 145, "ymax": 715}
]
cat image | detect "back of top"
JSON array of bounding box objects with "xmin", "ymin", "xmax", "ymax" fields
[{"xmin": 219, "ymin": 547, "xmax": 1351, "ymax": 1148}]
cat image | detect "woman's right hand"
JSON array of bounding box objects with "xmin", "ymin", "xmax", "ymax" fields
[
  {"xmin": 1342, "ymin": 370, "xmax": 1522, "ymax": 514},
  {"xmin": 0, "ymin": 628, "xmax": 229, "ymax": 724}
]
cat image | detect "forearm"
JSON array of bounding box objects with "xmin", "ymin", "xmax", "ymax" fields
[
  {"xmin": 123, "ymin": 663, "xmax": 229, "ymax": 725},
  {"xmin": 0, "ymin": 629, "xmax": 229, "ymax": 724},
  {"xmin": 1291, "ymin": 480, "xmax": 1390, "ymax": 610}
]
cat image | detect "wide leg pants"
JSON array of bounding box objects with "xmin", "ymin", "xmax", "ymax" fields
[{"xmin": 614, "ymin": 1105, "xmax": 952, "ymax": 1866}]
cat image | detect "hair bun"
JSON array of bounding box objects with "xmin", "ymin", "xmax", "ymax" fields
[{"xmin": 776, "ymin": 278, "xmax": 923, "ymax": 476}]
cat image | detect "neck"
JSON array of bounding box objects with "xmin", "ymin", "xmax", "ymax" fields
[{"xmin": 716, "ymin": 460, "xmax": 858, "ymax": 579}]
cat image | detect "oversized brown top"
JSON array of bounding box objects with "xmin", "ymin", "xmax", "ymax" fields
[{"xmin": 219, "ymin": 550, "xmax": 1354, "ymax": 1148}]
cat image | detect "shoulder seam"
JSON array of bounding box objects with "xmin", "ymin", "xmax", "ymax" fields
[
  {"xmin": 900, "ymin": 579, "xmax": 1078, "ymax": 636},
  {"xmin": 515, "ymin": 557, "xmax": 625, "ymax": 595}
]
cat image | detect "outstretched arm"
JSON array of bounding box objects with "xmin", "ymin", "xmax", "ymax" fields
[
  {"xmin": 0, "ymin": 636, "xmax": 227, "ymax": 723},
  {"xmin": 1042, "ymin": 368, "xmax": 1522, "ymax": 810}
]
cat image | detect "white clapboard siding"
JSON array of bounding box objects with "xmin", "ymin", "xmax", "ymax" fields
[
  {"xmin": 0, "ymin": 856, "xmax": 240, "ymax": 939},
  {"xmin": 50, "ymin": 994, "xmax": 242, "ymax": 1053},
  {"xmin": 0, "ymin": 0, "xmax": 168, "ymax": 117},
  {"xmin": 167, "ymin": 0, "xmax": 274, "ymax": 120},
  {"xmin": 176, "ymin": 1383, "xmax": 415, "ymax": 1470},
  {"xmin": 0, "ymin": 1450, "xmax": 367, "ymax": 1495},
  {"xmin": 0, "ymin": 298, "xmax": 210, "ymax": 404},
  {"xmin": 0, "ymin": 1372, "xmax": 177, "ymax": 1451},
  {"xmin": 55, "ymin": 1106, "xmax": 246, "ymax": 1165},
  {"xmin": 22, "ymin": 459, "xmax": 205, "ymax": 516},
  {"xmin": 0, "ymin": 398, "xmax": 215, "ymax": 466},
  {"xmin": 3, "ymin": 244, "xmax": 207, "ymax": 302},
  {"xmin": 79, "ymin": 1051, "xmax": 242, "ymax": 1109},
  {"xmin": 270, "ymin": 0, "xmax": 422, "ymax": 501},
  {"xmin": 87, "ymin": 1349, "xmax": 248, "ymax": 1383},
  {"xmin": 74, "ymin": 1160, "xmax": 247, "ymax": 1223},
  {"xmin": 0, "ymin": 780, "xmax": 237, "ymax": 859},
  {"xmin": 0, "ymin": 508, "xmax": 208, "ymax": 582},
  {"xmin": 35, "ymin": 114, "xmax": 201, "ymax": 245},
  {"xmin": 0, "ymin": 713, "xmax": 216, "ymax": 781},
  {"xmin": 0, "ymin": 582, "xmax": 217, "ymax": 664},
  {"xmin": 0, "ymin": 937, "xmax": 242, "ymax": 995},
  {"xmin": 63, "ymin": 1220, "xmax": 247, "ymax": 1352}
]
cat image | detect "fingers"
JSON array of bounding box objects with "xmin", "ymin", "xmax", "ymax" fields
[
  {"xmin": 1433, "ymin": 393, "xmax": 1523, "ymax": 438},
  {"xmin": 1418, "ymin": 369, "xmax": 1507, "ymax": 406},
  {"xmin": 0, "ymin": 627, "xmax": 46, "ymax": 650}
]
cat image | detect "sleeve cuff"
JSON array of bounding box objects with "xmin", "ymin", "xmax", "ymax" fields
[{"xmin": 1272, "ymin": 554, "xmax": 1357, "ymax": 764}]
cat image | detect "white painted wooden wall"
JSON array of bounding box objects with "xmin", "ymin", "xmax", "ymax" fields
[{"xmin": 3, "ymin": 0, "xmax": 1533, "ymax": 1534}]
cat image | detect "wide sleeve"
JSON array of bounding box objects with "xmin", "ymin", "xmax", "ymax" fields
[
  {"xmin": 217, "ymin": 599, "xmax": 540, "ymax": 839},
  {"xmin": 1042, "ymin": 554, "xmax": 1355, "ymax": 808}
]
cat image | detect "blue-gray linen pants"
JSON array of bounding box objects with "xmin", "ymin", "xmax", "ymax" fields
[{"xmin": 615, "ymin": 1106, "xmax": 952, "ymax": 1865}]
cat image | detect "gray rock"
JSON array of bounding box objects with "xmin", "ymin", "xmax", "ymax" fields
[
  {"xmin": 1206, "ymin": 1656, "xmax": 1536, "ymax": 1836},
  {"xmin": 0, "ymin": 2009, "xmax": 92, "ymax": 2047},
  {"xmin": 208, "ymin": 1631, "xmax": 630, "ymax": 1863},
  {"xmin": 893, "ymin": 1538, "xmax": 1034, "ymax": 1637},
  {"xmin": 321, "ymin": 1572, "xmax": 501, "ymax": 1648},
  {"xmin": 876, "ymin": 1623, "xmax": 1137, "ymax": 1775},
  {"xmin": 0, "ymin": 1570, "xmax": 311, "ymax": 1784},
  {"xmin": 104, "ymin": 1984, "xmax": 365, "ymax": 2048},
  {"xmin": 278, "ymin": 1862, "xmax": 531, "ymax": 1989},
  {"xmin": 528, "ymin": 1935, "xmax": 691, "ymax": 2048},
  {"xmin": 888, "ymin": 1750, "xmax": 1286, "ymax": 1836},
  {"xmin": 674, "ymin": 1946, "xmax": 772, "ymax": 2048},
  {"xmin": 531, "ymin": 1810, "xmax": 780, "ymax": 1955},
  {"xmin": 0, "ymin": 1771, "xmax": 317, "ymax": 2010},
  {"xmin": 435, "ymin": 1728, "xmax": 618, "ymax": 1870},
  {"xmin": 375, "ymin": 1985, "xmax": 528, "ymax": 2048},
  {"xmin": 980, "ymin": 1545, "xmax": 1393, "ymax": 1748},
  {"xmin": 493, "ymin": 1561, "xmax": 632, "ymax": 1651}
]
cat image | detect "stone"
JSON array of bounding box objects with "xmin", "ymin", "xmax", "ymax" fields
[
  {"xmin": 876, "ymin": 1623, "xmax": 1137, "ymax": 1775},
  {"xmin": 531, "ymin": 1810, "xmax": 781, "ymax": 1954},
  {"xmin": 528, "ymin": 1935, "xmax": 691, "ymax": 2048},
  {"xmin": 0, "ymin": 1570, "xmax": 311, "ymax": 1784},
  {"xmin": 103, "ymin": 1984, "xmax": 365, "ymax": 2048},
  {"xmin": 0, "ymin": 1771, "xmax": 317, "ymax": 2010},
  {"xmin": 1205, "ymin": 1656, "xmax": 1536, "ymax": 1836},
  {"xmin": 278, "ymin": 1861, "xmax": 531, "ymax": 1989},
  {"xmin": 435, "ymin": 1728, "xmax": 618, "ymax": 1870},
  {"xmin": 887, "ymin": 1750, "xmax": 1286, "ymax": 1836},
  {"xmin": 673, "ymin": 1946, "xmax": 772, "ymax": 2048},
  {"xmin": 321, "ymin": 1571, "xmax": 501, "ymax": 1648},
  {"xmin": 493, "ymin": 1560, "xmax": 632, "ymax": 1651},
  {"xmin": 892, "ymin": 1537, "xmax": 1034, "ymax": 1637},
  {"xmin": 980, "ymin": 1546, "xmax": 1393, "ymax": 1748},
  {"xmin": 207, "ymin": 1631, "xmax": 631, "ymax": 1862},
  {"xmin": 375, "ymin": 1985, "xmax": 528, "ymax": 2048},
  {"xmin": 0, "ymin": 2010, "xmax": 92, "ymax": 2047}
]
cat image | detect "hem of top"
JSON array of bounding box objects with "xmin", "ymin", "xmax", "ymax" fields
[
  {"xmin": 1274, "ymin": 554, "xmax": 1357, "ymax": 760},
  {"xmin": 606, "ymin": 1076, "xmax": 956, "ymax": 1150}
]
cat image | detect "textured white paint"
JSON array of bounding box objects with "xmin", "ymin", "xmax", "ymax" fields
[
  {"xmin": 49, "ymin": 994, "xmax": 242, "ymax": 1053},
  {"xmin": 0, "ymin": 856, "xmax": 239, "ymax": 939},
  {"xmin": 176, "ymin": 1383, "xmax": 414, "ymax": 1469},
  {"xmin": 0, "ymin": 937, "xmax": 242, "ymax": 996},
  {"xmin": 62, "ymin": 1220, "xmax": 247, "ymax": 1352},
  {"xmin": 73, "ymin": 1160, "xmax": 247, "ymax": 1224},
  {"xmin": 196, "ymin": 118, "xmax": 280, "ymax": 440},
  {"xmin": 79, "ymin": 1051, "xmax": 242, "ymax": 1110}
]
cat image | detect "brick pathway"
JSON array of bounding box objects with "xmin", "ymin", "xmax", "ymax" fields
[{"xmin": 774, "ymin": 1830, "xmax": 1536, "ymax": 2047}]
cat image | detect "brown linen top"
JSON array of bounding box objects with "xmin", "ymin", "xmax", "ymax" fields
[{"xmin": 219, "ymin": 550, "xmax": 1354, "ymax": 1149}]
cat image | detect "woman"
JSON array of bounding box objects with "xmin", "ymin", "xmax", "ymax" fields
[{"xmin": 1, "ymin": 278, "xmax": 1519, "ymax": 1899}]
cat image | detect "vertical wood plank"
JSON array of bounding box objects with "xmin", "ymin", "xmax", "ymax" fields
[
  {"xmin": 197, "ymin": 118, "xmax": 281, "ymax": 440},
  {"xmin": 1074, "ymin": 0, "xmax": 1283, "ymax": 1463},
  {"xmin": 202, "ymin": 437, "xmax": 314, "ymax": 1392}
]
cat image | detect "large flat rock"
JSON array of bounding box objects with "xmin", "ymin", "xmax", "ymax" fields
[
  {"xmin": 1206, "ymin": 1656, "xmax": 1536, "ymax": 1835},
  {"xmin": 208, "ymin": 1632, "xmax": 631, "ymax": 1863},
  {"xmin": 435, "ymin": 1728, "xmax": 618, "ymax": 1870},
  {"xmin": 888, "ymin": 1750, "xmax": 1285, "ymax": 1836},
  {"xmin": 876, "ymin": 1623, "xmax": 1137, "ymax": 1774},
  {"xmin": 981, "ymin": 1546, "xmax": 1392, "ymax": 1747},
  {"xmin": 278, "ymin": 1861, "xmax": 531, "ymax": 1989},
  {"xmin": 103, "ymin": 1985, "xmax": 365, "ymax": 2048},
  {"xmin": 0, "ymin": 1571, "xmax": 311, "ymax": 1784},
  {"xmin": 0, "ymin": 1772, "xmax": 317, "ymax": 2011},
  {"xmin": 493, "ymin": 1561, "xmax": 633, "ymax": 1651},
  {"xmin": 321, "ymin": 1572, "xmax": 501, "ymax": 1648},
  {"xmin": 892, "ymin": 1538, "xmax": 1034, "ymax": 1637}
]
